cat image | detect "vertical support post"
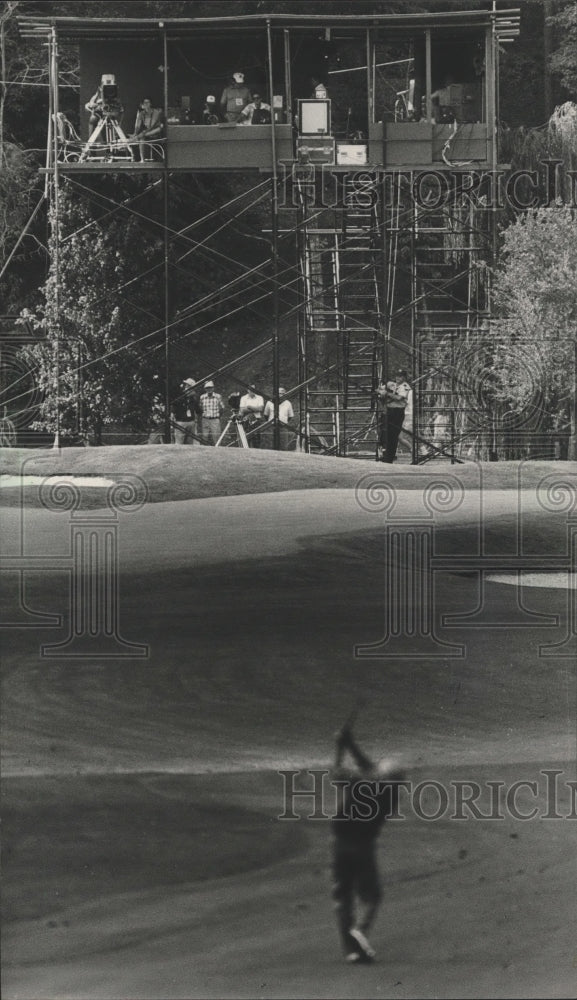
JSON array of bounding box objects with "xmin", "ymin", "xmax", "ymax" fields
[
  {"xmin": 572, "ymin": 340, "xmax": 577, "ymax": 461},
  {"xmin": 44, "ymin": 32, "xmax": 53, "ymax": 199},
  {"xmin": 76, "ymin": 341, "xmax": 83, "ymax": 440},
  {"xmin": 410, "ymin": 170, "xmax": 418, "ymax": 462},
  {"xmin": 485, "ymin": 20, "xmax": 498, "ymax": 271},
  {"xmin": 366, "ymin": 28, "xmax": 374, "ymax": 126},
  {"xmin": 410, "ymin": 187, "xmax": 418, "ymax": 468},
  {"xmin": 267, "ymin": 19, "xmax": 280, "ymax": 450},
  {"xmin": 486, "ymin": 14, "xmax": 498, "ymax": 456},
  {"xmin": 283, "ymin": 28, "xmax": 292, "ymax": 125},
  {"xmin": 485, "ymin": 21, "xmax": 497, "ymax": 176},
  {"xmin": 162, "ymin": 25, "xmax": 169, "ymax": 138},
  {"xmin": 372, "ymin": 32, "xmax": 377, "ymax": 125},
  {"xmin": 425, "ymin": 30, "xmax": 432, "ymax": 122},
  {"xmin": 163, "ymin": 26, "xmax": 171, "ymax": 444},
  {"xmin": 296, "ymin": 180, "xmax": 307, "ymax": 453},
  {"xmin": 163, "ymin": 169, "xmax": 170, "ymax": 444},
  {"xmin": 450, "ymin": 326, "xmax": 456, "ymax": 463},
  {"xmin": 51, "ymin": 26, "xmax": 61, "ymax": 450},
  {"xmin": 379, "ymin": 170, "xmax": 388, "ymax": 464},
  {"xmin": 494, "ymin": 20, "xmax": 500, "ymax": 143}
]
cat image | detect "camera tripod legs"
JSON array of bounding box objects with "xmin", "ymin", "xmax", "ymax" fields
[
  {"xmin": 216, "ymin": 417, "xmax": 249, "ymax": 448},
  {"xmin": 80, "ymin": 116, "xmax": 134, "ymax": 162}
]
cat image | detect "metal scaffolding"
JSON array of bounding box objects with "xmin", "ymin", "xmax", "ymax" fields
[{"xmin": 15, "ymin": 8, "xmax": 553, "ymax": 459}]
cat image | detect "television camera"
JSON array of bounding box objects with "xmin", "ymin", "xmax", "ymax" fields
[
  {"xmin": 80, "ymin": 74, "xmax": 132, "ymax": 162},
  {"xmin": 99, "ymin": 74, "xmax": 123, "ymax": 118},
  {"xmin": 227, "ymin": 391, "xmax": 244, "ymax": 419}
]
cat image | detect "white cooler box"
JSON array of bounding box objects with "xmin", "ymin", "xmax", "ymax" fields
[{"xmin": 336, "ymin": 144, "xmax": 368, "ymax": 165}]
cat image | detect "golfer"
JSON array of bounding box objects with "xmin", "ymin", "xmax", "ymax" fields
[{"xmin": 331, "ymin": 723, "xmax": 404, "ymax": 963}]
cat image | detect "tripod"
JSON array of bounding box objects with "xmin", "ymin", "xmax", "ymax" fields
[
  {"xmin": 216, "ymin": 413, "xmax": 249, "ymax": 448},
  {"xmin": 80, "ymin": 114, "xmax": 134, "ymax": 162}
]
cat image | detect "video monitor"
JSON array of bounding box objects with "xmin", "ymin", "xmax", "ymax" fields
[{"xmin": 298, "ymin": 99, "xmax": 331, "ymax": 135}]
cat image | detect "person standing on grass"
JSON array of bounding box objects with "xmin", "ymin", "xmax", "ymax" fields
[
  {"xmin": 377, "ymin": 369, "xmax": 411, "ymax": 463},
  {"xmin": 264, "ymin": 387, "xmax": 295, "ymax": 450},
  {"xmin": 172, "ymin": 378, "xmax": 201, "ymax": 445},
  {"xmin": 239, "ymin": 383, "xmax": 265, "ymax": 448},
  {"xmin": 147, "ymin": 393, "xmax": 166, "ymax": 444},
  {"xmin": 199, "ymin": 380, "xmax": 225, "ymax": 445},
  {"xmin": 331, "ymin": 722, "xmax": 404, "ymax": 964}
]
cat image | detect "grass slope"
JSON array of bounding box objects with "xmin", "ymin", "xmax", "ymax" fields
[{"xmin": 1, "ymin": 446, "xmax": 574, "ymax": 505}]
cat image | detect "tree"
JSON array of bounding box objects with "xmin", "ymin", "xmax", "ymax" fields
[
  {"xmin": 1, "ymin": 1, "xmax": 45, "ymax": 309},
  {"xmin": 490, "ymin": 206, "xmax": 577, "ymax": 457},
  {"xmin": 19, "ymin": 188, "xmax": 166, "ymax": 444},
  {"xmin": 547, "ymin": 0, "xmax": 577, "ymax": 98}
]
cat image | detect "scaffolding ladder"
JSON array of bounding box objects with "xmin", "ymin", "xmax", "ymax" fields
[
  {"xmin": 296, "ymin": 172, "xmax": 384, "ymax": 457},
  {"xmin": 411, "ymin": 191, "xmax": 492, "ymax": 462}
]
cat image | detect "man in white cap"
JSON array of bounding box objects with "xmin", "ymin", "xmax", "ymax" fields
[
  {"xmin": 331, "ymin": 722, "xmax": 404, "ymax": 964},
  {"xmin": 199, "ymin": 380, "xmax": 224, "ymax": 445},
  {"xmin": 172, "ymin": 378, "xmax": 201, "ymax": 445},
  {"xmin": 220, "ymin": 71, "xmax": 251, "ymax": 122},
  {"xmin": 264, "ymin": 387, "xmax": 295, "ymax": 450},
  {"xmin": 239, "ymin": 382, "xmax": 265, "ymax": 447}
]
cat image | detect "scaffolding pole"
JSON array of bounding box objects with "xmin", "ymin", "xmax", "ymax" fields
[
  {"xmin": 50, "ymin": 25, "xmax": 61, "ymax": 450},
  {"xmin": 267, "ymin": 19, "xmax": 280, "ymax": 450}
]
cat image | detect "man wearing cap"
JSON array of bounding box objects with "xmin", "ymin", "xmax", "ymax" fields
[
  {"xmin": 172, "ymin": 378, "xmax": 201, "ymax": 445},
  {"xmin": 203, "ymin": 95, "xmax": 219, "ymax": 125},
  {"xmin": 264, "ymin": 387, "xmax": 295, "ymax": 450},
  {"xmin": 220, "ymin": 71, "xmax": 251, "ymax": 122},
  {"xmin": 199, "ymin": 380, "xmax": 225, "ymax": 445},
  {"xmin": 239, "ymin": 383, "xmax": 265, "ymax": 447},
  {"xmin": 331, "ymin": 722, "xmax": 404, "ymax": 964},
  {"xmin": 377, "ymin": 369, "xmax": 412, "ymax": 463}
]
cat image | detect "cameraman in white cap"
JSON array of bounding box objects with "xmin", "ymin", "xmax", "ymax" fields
[
  {"xmin": 220, "ymin": 70, "xmax": 251, "ymax": 122},
  {"xmin": 239, "ymin": 382, "xmax": 265, "ymax": 448}
]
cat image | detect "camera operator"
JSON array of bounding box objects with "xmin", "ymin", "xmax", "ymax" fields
[
  {"xmin": 85, "ymin": 78, "xmax": 124, "ymax": 132},
  {"xmin": 239, "ymin": 383, "xmax": 265, "ymax": 448},
  {"xmin": 203, "ymin": 95, "xmax": 220, "ymax": 125}
]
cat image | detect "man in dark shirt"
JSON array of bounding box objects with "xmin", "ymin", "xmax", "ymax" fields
[
  {"xmin": 331, "ymin": 724, "xmax": 404, "ymax": 963},
  {"xmin": 172, "ymin": 378, "xmax": 202, "ymax": 445},
  {"xmin": 377, "ymin": 369, "xmax": 411, "ymax": 463}
]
